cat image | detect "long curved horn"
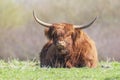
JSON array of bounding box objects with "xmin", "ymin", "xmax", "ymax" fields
[
  {"xmin": 74, "ymin": 16, "xmax": 97, "ymax": 29},
  {"xmin": 33, "ymin": 11, "xmax": 52, "ymax": 28}
]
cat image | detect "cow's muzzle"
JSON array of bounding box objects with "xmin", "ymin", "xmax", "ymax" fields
[{"xmin": 56, "ymin": 41, "xmax": 66, "ymax": 50}]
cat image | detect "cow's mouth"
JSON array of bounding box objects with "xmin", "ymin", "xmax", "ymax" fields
[
  {"xmin": 56, "ymin": 46, "xmax": 68, "ymax": 55},
  {"xmin": 55, "ymin": 41, "xmax": 66, "ymax": 49},
  {"xmin": 56, "ymin": 45, "xmax": 65, "ymax": 50}
]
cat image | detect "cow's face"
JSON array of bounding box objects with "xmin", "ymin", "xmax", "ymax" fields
[
  {"xmin": 33, "ymin": 11, "xmax": 97, "ymax": 51},
  {"xmin": 47, "ymin": 24, "xmax": 74, "ymax": 51}
]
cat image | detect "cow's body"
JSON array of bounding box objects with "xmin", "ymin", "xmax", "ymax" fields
[
  {"xmin": 33, "ymin": 12, "xmax": 98, "ymax": 68},
  {"xmin": 40, "ymin": 23, "xmax": 98, "ymax": 68}
]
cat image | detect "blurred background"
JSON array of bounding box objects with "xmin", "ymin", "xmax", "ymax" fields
[{"xmin": 0, "ymin": 0, "xmax": 120, "ymax": 61}]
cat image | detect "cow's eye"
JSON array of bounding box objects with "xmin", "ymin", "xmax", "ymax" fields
[{"xmin": 64, "ymin": 32, "xmax": 71, "ymax": 37}]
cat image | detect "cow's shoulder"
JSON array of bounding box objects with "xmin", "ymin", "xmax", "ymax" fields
[{"xmin": 41, "ymin": 40, "xmax": 53, "ymax": 52}]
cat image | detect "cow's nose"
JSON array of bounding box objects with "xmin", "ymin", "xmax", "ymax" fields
[{"xmin": 56, "ymin": 41, "xmax": 66, "ymax": 49}]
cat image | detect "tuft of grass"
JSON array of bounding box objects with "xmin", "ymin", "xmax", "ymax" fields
[{"xmin": 0, "ymin": 60, "xmax": 120, "ymax": 80}]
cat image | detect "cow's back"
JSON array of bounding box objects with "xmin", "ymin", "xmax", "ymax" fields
[{"xmin": 66, "ymin": 31, "xmax": 98, "ymax": 68}]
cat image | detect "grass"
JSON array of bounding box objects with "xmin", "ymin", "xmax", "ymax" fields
[{"xmin": 0, "ymin": 60, "xmax": 120, "ymax": 80}]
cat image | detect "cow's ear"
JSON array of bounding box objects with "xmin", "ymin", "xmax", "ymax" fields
[
  {"xmin": 71, "ymin": 31, "xmax": 77, "ymax": 42},
  {"xmin": 72, "ymin": 30, "xmax": 81, "ymax": 41},
  {"xmin": 45, "ymin": 27, "xmax": 54, "ymax": 40},
  {"xmin": 44, "ymin": 28, "xmax": 50, "ymax": 39}
]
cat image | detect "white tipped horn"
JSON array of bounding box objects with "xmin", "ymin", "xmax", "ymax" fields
[
  {"xmin": 33, "ymin": 11, "xmax": 52, "ymax": 28},
  {"xmin": 74, "ymin": 16, "xmax": 97, "ymax": 29}
]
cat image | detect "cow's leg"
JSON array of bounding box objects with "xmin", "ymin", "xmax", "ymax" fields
[
  {"xmin": 90, "ymin": 60, "xmax": 98, "ymax": 68},
  {"xmin": 84, "ymin": 59, "xmax": 97, "ymax": 68},
  {"xmin": 66, "ymin": 61, "xmax": 73, "ymax": 68}
]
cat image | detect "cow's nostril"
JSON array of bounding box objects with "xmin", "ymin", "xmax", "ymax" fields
[{"xmin": 56, "ymin": 41, "xmax": 66, "ymax": 49}]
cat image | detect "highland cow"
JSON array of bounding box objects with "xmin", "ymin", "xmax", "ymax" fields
[{"xmin": 33, "ymin": 11, "xmax": 98, "ymax": 68}]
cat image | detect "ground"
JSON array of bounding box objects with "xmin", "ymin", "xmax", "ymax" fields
[{"xmin": 0, "ymin": 60, "xmax": 120, "ymax": 80}]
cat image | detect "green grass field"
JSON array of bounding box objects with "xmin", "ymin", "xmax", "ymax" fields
[{"xmin": 0, "ymin": 60, "xmax": 120, "ymax": 80}]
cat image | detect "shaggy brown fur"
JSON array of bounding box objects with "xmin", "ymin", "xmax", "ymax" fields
[{"xmin": 40, "ymin": 23, "xmax": 98, "ymax": 68}]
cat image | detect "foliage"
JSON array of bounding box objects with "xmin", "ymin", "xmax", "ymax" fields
[
  {"xmin": 0, "ymin": 60, "xmax": 120, "ymax": 80},
  {"xmin": 0, "ymin": 0, "xmax": 27, "ymax": 29}
]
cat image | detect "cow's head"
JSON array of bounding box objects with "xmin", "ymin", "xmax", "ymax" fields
[{"xmin": 33, "ymin": 11, "xmax": 97, "ymax": 52}]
